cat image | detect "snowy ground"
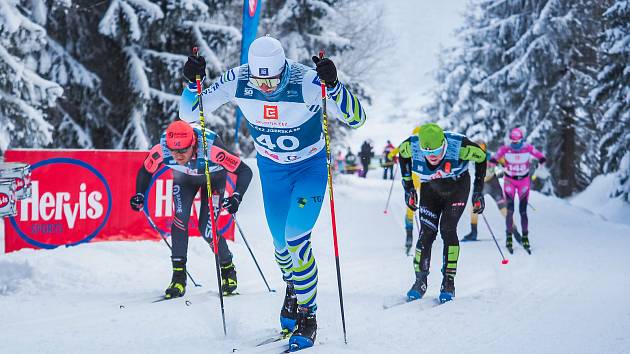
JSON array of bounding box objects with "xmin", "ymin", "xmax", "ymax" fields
[
  {"xmin": 2, "ymin": 162, "xmax": 630, "ymax": 354},
  {"xmin": 570, "ymin": 173, "xmax": 630, "ymax": 227}
]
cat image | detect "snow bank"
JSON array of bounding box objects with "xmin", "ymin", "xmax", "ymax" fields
[{"xmin": 571, "ymin": 173, "xmax": 630, "ymax": 226}]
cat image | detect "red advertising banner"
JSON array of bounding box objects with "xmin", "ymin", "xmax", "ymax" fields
[{"xmin": 3, "ymin": 149, "xmax": 235, "ymax": 253}]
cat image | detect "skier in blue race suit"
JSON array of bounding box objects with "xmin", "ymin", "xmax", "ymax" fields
[{"xmin": 179, "ymin": 35, "xmax": 366, "ymax": 349}]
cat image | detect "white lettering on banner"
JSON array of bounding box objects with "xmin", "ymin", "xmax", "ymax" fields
[
  {"xmin": 87, "ymin": 191, "xmax": 103, "ymax": 220},
  {"xmin": 155, "ymin": 179, "xmax": 173, "ymax": 217},
  {"xmin": 193, "ymin": 192, "xmax": 201, "ymax": 217},
  {"xmin": 40, "ymin": 192, "xmax": 55, "ymax": 221},
  {"xmin": 19, "ymin": 181, "xmax": 104, "ymax": 229}
]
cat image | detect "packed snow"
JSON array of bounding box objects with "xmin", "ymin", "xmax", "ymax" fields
[{"xmin": 1, "ymin": 162, "xmax": 629, "ymax": 353}]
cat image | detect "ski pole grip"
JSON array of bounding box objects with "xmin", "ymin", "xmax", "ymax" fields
[
  {"xmin": 192, "ymin": 46, "xmax": 199, "ymax": 57},
  {"xmin": 319, "ymin": 50, "xmax": 325, "ymax": 60}
]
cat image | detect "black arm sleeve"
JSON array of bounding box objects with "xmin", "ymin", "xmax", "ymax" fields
[
  {"xmin": 135, "ymin": 165, "xmax": 153, "ymax": 195},
  {"xmin": 213, "ymin": 136, "xmax": 253, "ymax": 197},
  {"xmin": 461, "ymin": 137, "xmax": 487, "ymax": 194},
  {"xmin": 398, "ymin": 138, "xmax": 414, "ymax": 189},
  {"xmin": 233, "ymin": 161, "xmax": 253, "ymax": 196}
]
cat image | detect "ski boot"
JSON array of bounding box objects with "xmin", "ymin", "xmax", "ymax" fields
[
  {"xmin": 439, "ymin": 275, "xmax": 455, "ymax": 304},
  {"xmin": 521, "ymin": 232, "xmax": 531, "ymax": 254},
  {"xmin": 405, "ymin": 229, "xmax": 413, "ymax": 255},
  {"xmin": 280, "ymin": 282, "xmax": 298, "ymax": 332},
  {"xmin": 165, "ymin": 257, "xmax": 187, "ymax": 299},
  {"xmin": 506, "ymin": 232, "xmax": 514, "ymax": 254},
  {"xmin": 407, "ymin": 271, "xmax": 428, "ymax": 301},
  {"xmin": 288, "ymin": 306, "xmax": 317, "ymax": 351},
  {"xmin": 461, "ymin": 229, "xmax": 478, "ymax": 242},
  {"xmin": 220, "ymin": 262, "xmax": 238, "ymax": 296}
]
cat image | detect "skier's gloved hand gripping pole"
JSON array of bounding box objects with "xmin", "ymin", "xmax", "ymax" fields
[
  {"xmin": 192, "ymin": 47, "xmax": 227, "ymax": 336},
  {"xmin": 316, "ymin": 50, "xmax": 348, "ymax": 345}
]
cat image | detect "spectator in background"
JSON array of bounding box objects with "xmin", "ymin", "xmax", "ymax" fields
[{"xmin": 358, "ymin": 140, "xmax": 374, "ymax": 178}]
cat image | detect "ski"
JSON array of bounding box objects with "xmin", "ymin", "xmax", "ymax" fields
[
  {"xmin": 383, "ymin": 295, "xmax": 423, "ymax": 309},
  {"xmin": 383, "ymin": 295, "xmax": 444, "ymax": 310},
  {"xmin": 256, "ymin": 329, "xmax": 292, "ymax": 347},
  {"xmin": 118, "ymin": 289, "xmax": 227, "ymax": 309},
  {"xmin": 152, "ymin": 296, "xmax": 193, "ymax": 306}
]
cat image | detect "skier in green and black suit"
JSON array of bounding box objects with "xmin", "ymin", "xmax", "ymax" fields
[{"xmin": 397, "ymin": 123, "xmax": 486, "ymax": 303}]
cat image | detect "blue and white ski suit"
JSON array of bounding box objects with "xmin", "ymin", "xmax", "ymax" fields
[{"xmin": 179, "ymin": 60, "xmax": 366, "ymax": 309}]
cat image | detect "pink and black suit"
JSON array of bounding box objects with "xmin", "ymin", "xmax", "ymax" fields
[{"xmin": 490, "ymin": 143, "xmax": 545, "ymax": 235}]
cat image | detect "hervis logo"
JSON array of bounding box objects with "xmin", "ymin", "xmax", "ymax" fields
[
  {"xmin": 0, "ymin": 193, "xmax": 9, "ymax": 208},
  {"xmin": 14, "ymin": 177, "xmax": 25, "ymax": 191},
  {"xmin": 9, "ymin": 158, "xmax": 112, "ymax": 249}
]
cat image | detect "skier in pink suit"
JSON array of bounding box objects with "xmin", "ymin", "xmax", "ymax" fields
[{"xmin": 490, "ymin": 128, "xmax": 545, "ymax": 254}]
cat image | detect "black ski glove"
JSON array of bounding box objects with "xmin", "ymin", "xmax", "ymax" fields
[
  {"xmin": 222, "ymin": 193, "xmax": 242, "ymax": 214},
  {"xmin": 471, "ymin": 192, "xmax": 485, "ymax": 214},
  {"xmin": 130, "ymin": 193, "xmax": 144, "ymax": 211},
  {"xmin": 183, "ymin": 55, "xmax": 206, "ymax": 83},
  {"xmin": 403, "ymin": 179, "xmax": 418, "ymax": 212},
  {"xmin": 311, "ymin": 56, "xmax": 338, "ymax": 88}
]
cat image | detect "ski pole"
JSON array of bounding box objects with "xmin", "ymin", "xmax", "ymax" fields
[
  {"xmin": 232, "ymin": 215, "xmax": 275, "ymax": 293},
  {"xmin": 318, "ymin": 50, "xmax": 348, "ymax": 344},
  {"xmin": 528, "ymin": 203, "xmax": 536, "ymax": 211},
  {"xmin": 193, "ymin": 47, "xmax": 227, "ymax": 335},
  {"xmin": 383, "ymin": 166, "xmax": 398, "ymax": 214},
  {"xmin": 142, "ymin": 209, "xmax": 202, "ymax": 287},
  {"xmin": 481, "ymin": 214, "xmax": 509, "ymax": 265}
]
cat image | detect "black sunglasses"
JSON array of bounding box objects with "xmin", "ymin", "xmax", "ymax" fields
[{"xmin": 170, "ymin": 146, "xmax": 192, "ymax": 154}]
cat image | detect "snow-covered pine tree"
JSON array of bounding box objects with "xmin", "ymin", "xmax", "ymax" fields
[
  {"xmin": 428, "ymin": 0, "xmax": 605, "ymax": 196},
  {"xmin": 591, "ymin": 0, "xmax": 630, "ymax": 202},
  {"xmin": 41, "ymin": 0, "xmax": 112, "ymax": 149},
  {"xmin": 424, "ymin": 0, "xmax": 507, "ymax": 149},
  {"xmin": 0, "ymin": 0, "xmax": 63, "ymax": 151},
  {"xmin": 98, "ymin": 0, "xmax": 243, "ymax": 150}
]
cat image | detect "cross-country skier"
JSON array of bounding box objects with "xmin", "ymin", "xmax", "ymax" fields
[
  {"xmin": 461, "ymin": 140, "xmax": 521, "ymax": 242},
  {"xmin": 130, "ymin": 120, "xmax": 253, "ymax": 298},
  {"xmin": 490, "ymin": 128, "xmax": 545, "ymax": 254},
  {"xmin": 178, "ymin": 35, "xmax": 366, "ymax": 350},
  {"xmin": 381, "ymin": 140, "xmax": 396, "ymax": 180},
  {"xmin": 397, "ymin": 123, "xmax": 486, "ymax": 303}
]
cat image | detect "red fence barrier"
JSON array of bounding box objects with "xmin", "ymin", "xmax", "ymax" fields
[{"xmin": 3, "ymin": 149, "xmax": 235, "ymax": 253}]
